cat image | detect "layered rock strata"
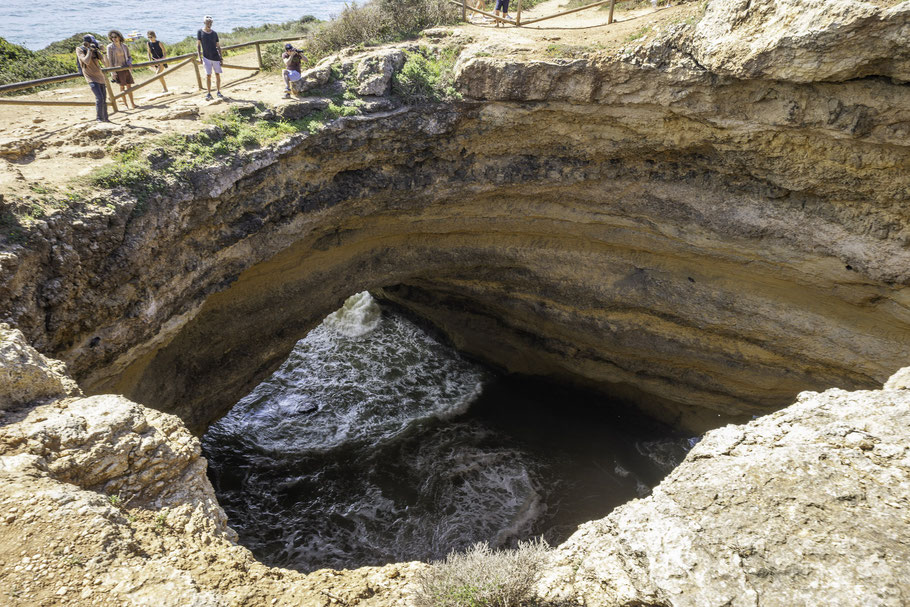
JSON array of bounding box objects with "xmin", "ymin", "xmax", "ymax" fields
[
  {"xmin": 0, "ymin": 0, "xmax": 908, "ymax": 433},
  {"xmin": 1, "ymin": 308, "xmax": 908, "ymax": 606}
]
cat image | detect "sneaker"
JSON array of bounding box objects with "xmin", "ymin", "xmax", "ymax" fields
[
  {"xmin": 216, "ymin": 91, "xmax": 224, "ymax": 98},
  {"xmin": 283, "ymin": 91, "xmax": 291, "ymax": 99},
  {"xmin": 205, "ymin": 93, "xmax": 213, "ymax": 100}
]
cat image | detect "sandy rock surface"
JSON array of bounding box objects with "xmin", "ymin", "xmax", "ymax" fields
[
  {"xmin": 0, "ymin": 326, "xmax": 422, "ymax": 607},
  {"xmin": 541, "ymin": 366, "xmax": 910, "ymax": 607}
]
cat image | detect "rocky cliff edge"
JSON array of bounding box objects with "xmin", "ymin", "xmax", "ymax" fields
[{"xmin": 1, "ymin": 309, "xmax": 908, "ymax": 606}]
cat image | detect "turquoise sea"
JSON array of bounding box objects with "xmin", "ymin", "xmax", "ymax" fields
[{"xmin": 2, "ymin": 0, "xmax": 350, "ymax": 49}]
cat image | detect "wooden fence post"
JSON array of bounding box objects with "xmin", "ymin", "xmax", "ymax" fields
[
  {"xmin": 105, "ymin": 78, "xmax": 119, "ymax": 114},
  {"xmin": 463, "ymin": 0, "xmax": 467, "ymax": 21},
  {"xmin": 256, "ymin": 43, "xmax": 263, "ymax": 70},
  {"xmin": 192, "ymin": 59, "xmax": 204, "ymax": 90},
  {"xmin": 608, "ymin": 0, "xmax": 616, "ymax": 24},
  {"xmin": 516, "ymin": 0, "xmax": 523, "ymax": 25}
]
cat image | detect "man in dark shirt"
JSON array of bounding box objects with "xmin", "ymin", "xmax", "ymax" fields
[
  {"xmin": 196, "ymin": 16, "xmax": 223, "ymax": 100},
  {"xmin": 282, "ymin": 43, "xmax": 304, "ymax": 98}
]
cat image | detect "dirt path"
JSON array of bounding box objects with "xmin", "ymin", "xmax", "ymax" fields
[{"xmin": 0, "ymin": 2, "xmax": 698, "ymax": 202}]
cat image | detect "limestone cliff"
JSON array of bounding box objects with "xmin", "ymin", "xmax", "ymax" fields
[
  {"xmin": 1, "ymin": 295, "xmax": 908, "ymax": 606},
  {"xmin": 0, "ymin": 0, "xmax": 908, "ymax": 435}
]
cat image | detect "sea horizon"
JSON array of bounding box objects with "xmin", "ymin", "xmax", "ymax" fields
[{"xmin": 1, "ymin": 0, "xmax": 350, "ymax": 50}]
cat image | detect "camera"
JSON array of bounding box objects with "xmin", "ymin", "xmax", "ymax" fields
[{"xmin": 287, "ymin": 47, "xmax": 302, "ymax": 55}]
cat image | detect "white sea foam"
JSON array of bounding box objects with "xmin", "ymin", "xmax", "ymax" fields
[
  {"xmin": 322, "ymin": 291, "xmax": 382, "ymax": 338},
  {"xmin": 203, "ymin": 294, "xmax": 692, "ymax": 572}
]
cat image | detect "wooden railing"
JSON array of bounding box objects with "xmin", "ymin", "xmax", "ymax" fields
[
  {"xmin": 0, "ymin": 37, "xmax": 289, "ymax": 113},
  {"xmin": 454, "ymin": 0, "xmax": 619, "ymax": 26}
]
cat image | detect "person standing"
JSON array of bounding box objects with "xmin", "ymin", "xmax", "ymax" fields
[
  {"xmin": 196, "ymin": 16, "xmax": 224, "ymax": 100},
  {"xmin": 146, "ymin": 31, "xmax": 169, "ymax": 92},
  {"xmin": 106, "ymin": 30, "xmax": 136, "ymax": 109},
  {"xmin": 75, "ymin": 35, "xmax": 110, "ymax": 122},
  {"xmin": 494, "ymin": 0, "xmax": 512, "ymax": 25},
  {"xmin": 281, "ymin": 43, "xmax": 304, "ymax": 98}
]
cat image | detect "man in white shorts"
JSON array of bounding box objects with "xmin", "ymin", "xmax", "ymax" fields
[
  {"xmin": 282, "ymin": 43, "xmax": 304, "ymax": 98},
  {"xmin": 196, "ymin": 16, "xmax": 223, "ymax": 100}
]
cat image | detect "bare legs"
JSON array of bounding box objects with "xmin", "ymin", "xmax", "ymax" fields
[{"xmin": 156, "ymin": 65, "xmax": 168, "ymax": 92}]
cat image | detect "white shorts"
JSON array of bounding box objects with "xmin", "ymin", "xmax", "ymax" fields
[
  {"xmin": 202, "ymin": 56, "xmax": 222, "ymax": 75},
  {"xmin": 285, "ymin": 70, "xmax": 301, "ymax": 82}
]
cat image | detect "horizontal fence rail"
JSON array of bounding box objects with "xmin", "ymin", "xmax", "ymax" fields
[
  {"xmin": 454, "ymin": 0, "xmax": 619, "ymax": 26},
  {"xmin": 0, "ymin": 36, "xmax": 294, "ymax": 113}
]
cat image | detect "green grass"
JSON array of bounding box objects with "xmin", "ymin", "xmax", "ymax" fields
[
  {"xmin": 84, "ymin": 101, "xmax": 357, "ymax": 202},
  {"xmin": 0, "ymin": 37, "xmax": 71, "ymax": 89},
  {"xmin": 392, "ymin": 45, "xmax": 462, "ymax": 103}
]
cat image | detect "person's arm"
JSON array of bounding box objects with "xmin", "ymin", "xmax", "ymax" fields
[
  {"xmin": 106, "ymin": 45, "xmax": 114, "ymax": 68},
  {"xmin": 196, "ymin": 31, "xmax": 202, "ymax": 58},
  {"xmin": 214, "ymin": 32, "xmax": 222, "ymax": 60},
  {"xmin": 159, "ymin": 41, "xmax": 167, "ymax": 58},
  {"xmin": 76, "ymin": 47, "xmax": 90, "ymax": 68},
  {"xmin": 147, "ymin": 42, "xmax": 152, "ymax": 62}
]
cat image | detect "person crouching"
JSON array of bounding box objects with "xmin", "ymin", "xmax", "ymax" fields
[
  {"xmin": 282, "ymin": 44, "xmax": 305, "ymax": 98},
  {"xmin": 76, "ymin": 35, "xmax": 110, "ymax": 122}
]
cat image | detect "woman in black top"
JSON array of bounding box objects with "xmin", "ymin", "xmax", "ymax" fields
[{"xmin": 146, "ymin": 31, "xmax": 169, "ymax": 92}]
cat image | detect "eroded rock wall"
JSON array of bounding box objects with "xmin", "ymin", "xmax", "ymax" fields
[
  {"xmin": 1, "ymin": 303, "xmax": 908, "ymax": 606},
  {"xmin": 0, "ymin": 0, "xmax": 908, "ymax": 433}
]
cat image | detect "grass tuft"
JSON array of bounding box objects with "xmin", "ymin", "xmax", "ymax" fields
[
  {"xmin": 392, "ymin": 45, "xmax": 462, "ymax": 103},
  {"xmin": 413, "ymin": 539, "xmax": 551, "ymax": 607}
]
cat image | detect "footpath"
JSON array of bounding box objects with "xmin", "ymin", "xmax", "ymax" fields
[{"xmin": 0, "ymin": 1, "xmax": 697, "ymax": 204}]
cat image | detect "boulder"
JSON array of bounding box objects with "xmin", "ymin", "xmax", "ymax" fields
[
  {"xmin": 0, "ymin": 323, "xmax": 81, "ymax": 410},
  {"xmin": 354, "ymin": 50, "xmax": 406, "ymax": 97},
  {"xmin": 540, "ymin": 384, "xmax": 910, "ymax": 606},
  {"xmin": 884, "ymin": 366, "xmax": 910, "ymax": 390}
]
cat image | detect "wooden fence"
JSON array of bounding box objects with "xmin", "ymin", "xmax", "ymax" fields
[
  {"xmin": 0, "ymin": 37, "xmax": 288, "ymax": 113},
  {"xmin": 455, "ymin": 0, "xmax": 619, "ymax": 26}
]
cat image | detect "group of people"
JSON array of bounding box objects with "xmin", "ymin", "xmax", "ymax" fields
[{"xmin": 76, "ymin": 15, "xmax": 230, "ymax": 122}]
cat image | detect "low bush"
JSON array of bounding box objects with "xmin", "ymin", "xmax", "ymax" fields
[
  {"xmin": 84, "ymin": 102, "xmax": 354, "ymax": 199},
  {"xmin": 413, "ymin": 539, "xmax": 551, "ymax": 607},
  {"xmin": 304, "ymin": 0, "xmax": 459, "ymax": 62},
  {"xmin": 392, "ymin": 45, "xmax": 462, "ymax": 102},
  {"xmin": 0, "ymin": 37, "xmax": 72, "ymax": 88}
]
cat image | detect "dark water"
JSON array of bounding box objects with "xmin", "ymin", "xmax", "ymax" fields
[{"xmin": 202, "ymin": 292, "xmax": 693, "ymax": 572}]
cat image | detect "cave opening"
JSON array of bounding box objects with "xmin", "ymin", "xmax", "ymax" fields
[{"xmin": 201, "ymin": 291, "xmax": 695, "ymax": 572}]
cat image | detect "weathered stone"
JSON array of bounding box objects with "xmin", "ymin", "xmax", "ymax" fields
[
  {"xmin": 0, "ymin": 136, "xmax": 42, "ymax": 159},
  {"xmin": 355, "ymin": 50, "xmax": 406, "ymax": 97},
  {"xmin": 539, "ymin": 379, "xmax": 910, "ymax": 606},
  {"xmin": 273, "ymin": 98, "xmax": 331, "ymax": 120},
  {"xmin": 0, "ymin": 323, "xmax": 80, "ymax": 411},
  {"xmin": 884, "ymin": 366, "xmax": 910, "ymax": 390},
  {"xmin": 291, "ymin": 55, "xmax": 335, "ymax": 94},
  {"xmin": 155, "ymin": 105, "xmax": 200, "ymax": 121},
  {"xmin": 688, "ymin": 0, "xmax": 910, "ymax": 82},
  {"xmin": 0, "ymin": 1, "xmax": 908, "ymax": 436}
]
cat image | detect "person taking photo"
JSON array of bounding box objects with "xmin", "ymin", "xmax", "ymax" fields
[
  {"xmin": 75, "ymin": 35, "xmax": 110, "ymax": 122},
  {"xmin": 196, "ymin": 16, "xmax": 224, "ymax": 100},
  {"xmin": 282, "ymin": 43, "xmax": 304, "ymax": 98}
]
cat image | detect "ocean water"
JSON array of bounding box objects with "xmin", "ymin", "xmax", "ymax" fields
[
  {"xmin": 2, "ymin": 0, "xmax": 350, "ymax": 50},
  {"xmin": 202, "ymin": 292, "xmax": 694, "ymax": 572}
]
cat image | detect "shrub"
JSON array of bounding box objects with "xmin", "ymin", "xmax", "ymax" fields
[
  {"xmin": 392, "ymin": 46, "xmax": 461, "ymax": 103},
  {"xmin": 260, "ymin": 42, "xmax": 285, "ymax": 71},
  {"xmin": 304, "ymin": 0, "xmax": 459, "ymax": 62},
  {"xmin": 413, "ymin": 539, "xmax": 551, "ymax": 607},
  {"xmin": 0, "ymin": 37, "xmax": 72, "ymax": 89}
]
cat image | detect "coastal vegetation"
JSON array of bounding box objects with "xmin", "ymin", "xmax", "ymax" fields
[
  {"xmin": 413, "ymin": 540, "xmax": 552, "ymax": 607},
  {"xmin": 0, "ymin": 0, "xmax": 458, "ymax": 89}
]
